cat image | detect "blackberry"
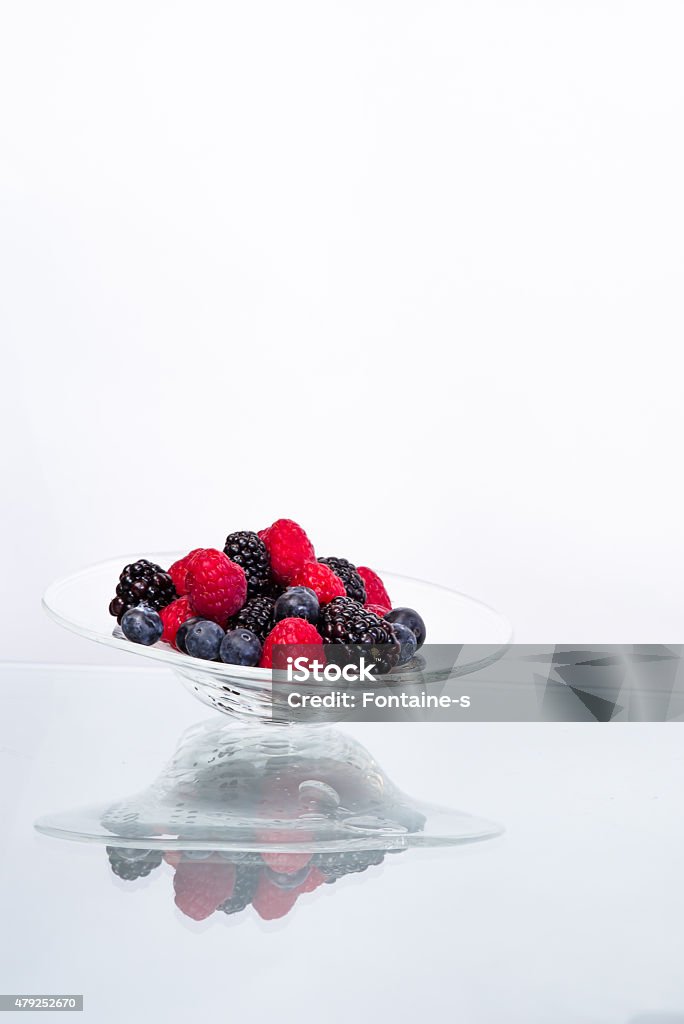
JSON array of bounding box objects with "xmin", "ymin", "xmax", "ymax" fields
[
  {"xmin": 318, "ymin": 557, "xmax": 366, "ymax": 603},
  {"xmin": 106, "ymin": 847, "xmax": 163, "ymax": 881},
  {"xmin": 223, "ymin": 531, "xmax": 271, "ymax": 597},
  {"xmin": 218, "ymin": 863, "xmax": 260, "ymax": 915},
  {"xmin": 318, "ymin": 597, "xmax": 400, "ymax": 675},
  {"xmin": 230, "ymin": 595, "xmax": 275, "ymax": 642},
  {"xmin": 108, "ymin": 560, "xmax": 176, "ymax": 624},
  {"xmin": 262, "ymin": 577, "xmax": 286, "ymax": 600}
]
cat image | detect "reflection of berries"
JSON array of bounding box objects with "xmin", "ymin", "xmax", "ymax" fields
[
  {"xmin": 259, "ymin": 519, "xmax": 315, "ymax": 585},
  {"xmin": 252, "ymin": 862, "xmax": 326, "ymax": 918},
  {"xmin": 223, "ymin": 531, "xmax": 271, "ymax": 597},
  {"xmin": 252, "ymin": 873, "xmax": 299, "ymax": 921},
  {"xmin": 187, "ymin": 549, "xmax": 247, "ymax": 624},
  {"xmin": 318, "ymin": 557, "xmax": 366, "ymax": 603},
  {"xmin": 259, "ymin": 618, "xmax": 324, "ymax": 669},
  {"xmin": 313, "ymin": 849, "xmax": 385, "ymax": 882},
  {"xmin": 290, "ymin": 562, "xmax": 345, "ymax": 605},
  {"xmin": 230, "ymin": 595, "xmax": 275, "ymax": 641},
  {"xmin": 296, "ymin": 866, "xmax": 326, "ymax": 894},
  {"xmin": 298, "ymin": 779, "xmax": 340, "ymax": 813},
  {"xmin": 173, "ymin": 860, "xmax": 236, "ymax": 921},
  {"xmin": 264, "ymin": 865, "xmax": 312, "ymax": 889},
  {"xmin": 357, "ymin": 566, "xmax": 392, "ymax": 611},
  {"xmin": 107, "ymin": 847, "xmax": 163, "ymax": 880},
  {"xmin": 168, "ymin": 549, "xmax": 204, "ymax": 596},
  {"xmin": 318, "ymin": 597, "xmax": 400, "ymax": 673},
  {"xmin": 160, "ymin": 597, "xmax": 196, "ymax": 648},
  {"xmin": 218, "ymin": 864, "xmax": 260, "ymax": 915},
  {"xmin": 261, "ymin": 851, "xmax": 312, "ymax": 875},
  {"xmin": 109, "ymin": 560, "xmax": 176, "ymax": 623}
]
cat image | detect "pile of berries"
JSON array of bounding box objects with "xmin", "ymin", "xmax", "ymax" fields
[
  {"xmin": 105, "ymin": 845, "xmax": 392, "ymax": 922},
  {"xmin": 109, "ymin": 519, "xmax": 426, "ymax": 672}
]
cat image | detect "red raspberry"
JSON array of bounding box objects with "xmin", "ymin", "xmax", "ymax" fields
[
  {"xmin": 358, "ymin": 566, "xmax": 392, "ymax": 610},
  {"xmin": 259, "ymin": 519, "xmax": 315, "ymax": 584},
  {"xmin": 173, "ymin": 860, "xmax": 236, "ymax": 921},
  {"xmin": 365, "ymin": 602, "xmax": 390, "ymax": 618},
  {"xmin": 260, "ymin": 850, "xmax": 312, "ymax": 874},
  {"xmin": 168, "ymin": 549, "xmax": 204, "ymax": 595},
  {"xmin": 290, "ymin": 561, "xmax": 345, "ymax": 604},
  {"xmin": 160, "ymin": 596, "xmax": 195, "ymax": 648},
  {"xmin": 259, "ymin": 618, "xmax": 324, "ymax": 670},
  {"xmin": 187, "ymin": 549, "xmax": 247, "ymax": 625}
]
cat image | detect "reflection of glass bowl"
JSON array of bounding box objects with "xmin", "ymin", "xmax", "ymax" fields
[
  {"xmin": 35, "ymin": 718, "xmax": 503, "ymax": 853},
  {"xmin": 43, "ymin": 553, "xmax": 512, "ymax": 722}
]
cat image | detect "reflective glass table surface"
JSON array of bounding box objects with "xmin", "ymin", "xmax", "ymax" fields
[{"xmin": 1, "ymin": 663, "xmax": 683, "ymax": 1024}]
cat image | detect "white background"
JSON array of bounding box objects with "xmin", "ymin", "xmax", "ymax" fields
[{"xmin": 1, "ymin": 0, "xmax": 683, "ymax": 663}]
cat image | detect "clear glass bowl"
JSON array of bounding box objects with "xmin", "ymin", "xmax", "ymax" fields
[
  {"xmin": 35, "ymin": 718, "xmax": 503, "ymax": 852},
  {"xmin": 43, "ymin": 553, "xmax": 512, "ymax": 722}
]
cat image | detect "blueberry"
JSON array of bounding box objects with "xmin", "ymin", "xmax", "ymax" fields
[
  {"xmin": 220, "ymin": 628, "xmax": 262, "ymax": 667},
  {"xmin": 184, "ymin": 619, "xmax": 225, "ymax": 660},
  {"xmin": 121, "ymin": 605, "xmax": 163, "ymax": 646},
  {"xmin": 176, "ymin": 616, "xmax": 200, "ymax": 654},
  {"xmin": 389, "ymin": 621, "xmax": 418, "ymax": 665},
  {"xmin": 274, "ymin": 586, "xmax": 319, "ymax": 624},
  {"xmin": 385, "ymin": 607, "xmax": 426, "ymax": 649}
]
